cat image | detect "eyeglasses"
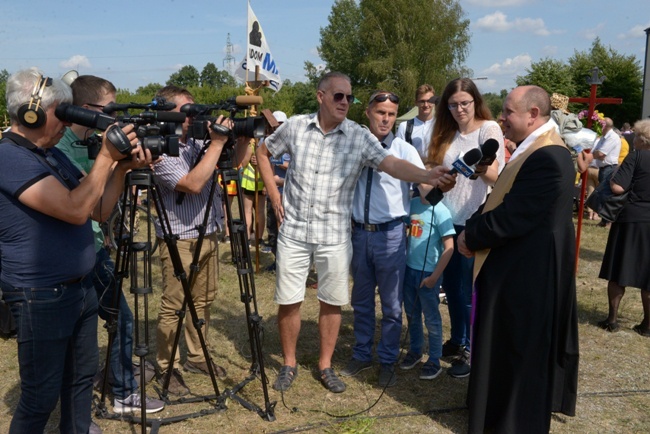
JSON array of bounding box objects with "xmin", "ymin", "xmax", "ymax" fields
[
  {"xmin": 369, "ymin": 92, "xmax": 399, "ymax": 105},
  {"xmin": 448, "ymin": 100, "xmax": 474, "ymax": 110},
  {"xmin": 332, "ymin": 92, "xmax": 355, "ymax": 104},
  {"xmin": 417, "ymin": 98, "xmax": 432, "ymax": 105}
]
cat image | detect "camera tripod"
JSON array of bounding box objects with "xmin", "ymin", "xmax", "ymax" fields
[{"xmin": 94, "ymin": 157, "xmax": 275, "ymax": 432}]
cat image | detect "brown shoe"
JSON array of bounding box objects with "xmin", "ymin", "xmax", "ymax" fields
[
  {"xmin": 183, "ymin": 360, "xmax": 227, "ymax": 379},
  {"xmin": 157, "ymin": 368, "xmax": 190, "ymax": 396}
]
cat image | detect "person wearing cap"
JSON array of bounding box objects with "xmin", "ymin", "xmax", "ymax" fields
[
  {"xmin": 265, "ymin": 110, "xmax": 290, "ymax": 269},
  {"xmin": 341, "ymin": 90, "xmax": 424, "ymax": 388}
]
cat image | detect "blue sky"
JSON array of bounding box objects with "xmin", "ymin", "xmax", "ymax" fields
[{"xmin": 2, "ymin": 0, "xmax": 648, "ymax": 96}]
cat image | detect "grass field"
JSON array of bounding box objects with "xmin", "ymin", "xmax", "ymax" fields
[{"xmin": 1, "ymin": 216, "xmax": 649, "ymax": 433}]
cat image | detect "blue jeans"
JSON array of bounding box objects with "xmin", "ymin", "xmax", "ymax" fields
[
  {"xmin": 403, "ymin": 266, "xmax": 442, "ymax": 366},
  {"xmin": 350, "ymin": 223, "xmax": 406, "ymax": 364},
  {"xmin": 442, "ymin": 225, "xmax": 474, "ymax": 348},
  {"xmin": 1, "ymin": 278, "xmax": 98, "ymax": 434},
  {"xmin": 94, "ymin": 247, "xmax": 137, "ymax": 399}
]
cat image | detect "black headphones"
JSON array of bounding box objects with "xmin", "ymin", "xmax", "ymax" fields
[{"xmin": 17, "ymin": 74, "xmax": 52, "ymax": 129}]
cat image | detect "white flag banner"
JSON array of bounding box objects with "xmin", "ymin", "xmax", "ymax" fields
[{"xmin": 235, "ymin": 2, "xmax": 282, "ymax": 92}]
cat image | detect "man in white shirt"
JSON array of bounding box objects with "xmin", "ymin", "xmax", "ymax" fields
[
  {"xmin": 592, "ymin": 117, "xmax": 621, "ymax": 183},
  {"xmin": 396, "ymin": 84, "xmax": 436, "ymax": 161}
]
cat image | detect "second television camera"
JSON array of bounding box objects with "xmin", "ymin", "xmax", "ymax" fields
[{"xmin": 55, "ymin": 100, "xmax": 185, "ymax": 159}]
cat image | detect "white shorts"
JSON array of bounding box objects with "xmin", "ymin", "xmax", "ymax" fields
[{"xmin": 274, "ymin": 232, "xmax": 352, "ymax": 306}]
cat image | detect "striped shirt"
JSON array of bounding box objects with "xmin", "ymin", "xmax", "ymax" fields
[
  {"xmin": 153, "ymin": 139, "xmax": 223, "ymax": 239},
  {"xmin": 265, "ymin": 113, "xmax": 389, "ymax": 245}
]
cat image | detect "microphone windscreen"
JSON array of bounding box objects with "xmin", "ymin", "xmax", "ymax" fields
[
  {"xmin": 481, "ymin": 138, "xmax": 499, "ymax": 157},
  {"xmin": 463, "ymin": 147, "xmax": 483, "ymax": 165},
  {"xmin": 235, "ymin": 95, "xmax": 264, "ymax": 106}
]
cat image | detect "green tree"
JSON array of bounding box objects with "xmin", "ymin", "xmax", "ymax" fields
[
  {"xmin": 200, "ymin": 62, "xmax": 237, "ymax": 88},
  {"xmin": 0, "ymin": 69, "xmax": 9, "ymax": 127},
  {"xmin": 568, "ymin": 38, "xmax": 642, "ymax": 125},
  {"xmin": 518, "ymin": 39, "xmax": 642, "ymax": 126},
  {"xmin": 515, "ymin": 58, "xmax": 576, "ymax": 97},
  {"xmin": 319, "ymin": 0, "xmax": 470, "ymax": 118},
  {"xmin": 167, "ymin": 65, "xmax": 200, "ymax": 88},
  {"xmin": 134, "ymin": 83, "xmax": 163, "ymax": 99}
]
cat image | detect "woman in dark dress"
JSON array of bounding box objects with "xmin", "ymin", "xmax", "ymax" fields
[{"xmin": 598, "ymin": 119, "xmax": 650, "ymax": 336}]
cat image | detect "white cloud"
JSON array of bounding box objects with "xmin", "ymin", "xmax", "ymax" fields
[
  {"xmin": 580, "ymin": 23, "xmax": 605, "ymax": 41},
  {"xmin": 617, "ymin": 23, "xmax": 650, "ymax": 40},
  {"xmin": 59, "ymin": 55, "xmax": 91, "ymax": 69},
  {"xmin": 541, "ymin": 45, "xmax": 558, "ymax": 57},
  {"xmin": 464, "ymin": 0, "xmax": 528, "ymax": 6},
  {"xmin": 475, "ymin": 11, "xmax": 552, "ymax": 36},
  {"xmin": 483, "ymin": 54, "xmax": 532, "ymax": 76}
]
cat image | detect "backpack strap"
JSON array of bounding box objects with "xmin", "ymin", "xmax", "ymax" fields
[{"xmin": 405, "ymin": 118, "xmax": 415, "ymax": 145}]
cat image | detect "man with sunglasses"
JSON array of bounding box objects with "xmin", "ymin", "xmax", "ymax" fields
[
  {"xmin": 55, "ymin": 75, "xmax": 164, "ymax": 419},
  {"xmin": 396, "ymin": 84, "xmax": 436, "ymax": 161},
  {"xmin": 256, "ymin": 72, "xmax": 454, "ymax": 394},
  {"xmin": 341, "ymin": 90, "xmax": 424, "ymax": 387}
]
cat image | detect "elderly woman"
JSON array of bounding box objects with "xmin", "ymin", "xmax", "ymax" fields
[{"xmin": 597, "ymin": 119, "xmax": 650, "ymax": 336}]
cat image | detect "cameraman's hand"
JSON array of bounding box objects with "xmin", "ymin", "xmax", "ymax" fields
[
  {"xmin": 117, "ymin": 145, "xmax": 154, "ymax": 171},
  {"xmin": 208, "ymin": 115, "xmax": 233, "ymax": 147},
  {"xmin": 100, "ymin": 123, "xmax": 138, "ymax": 162}
]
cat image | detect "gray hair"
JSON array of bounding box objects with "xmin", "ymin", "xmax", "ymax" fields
[
  {"xmin": 633, "ymin": 119, "xmax": 650, "ymax": 150},
  {"xmin": 6, "ymin": 67, "xmax": 72, "ymax": 124}
]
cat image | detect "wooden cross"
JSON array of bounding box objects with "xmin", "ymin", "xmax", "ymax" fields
[{"xmin": 570, "ymin": 67, "xmax": 623, "ymax": 272}]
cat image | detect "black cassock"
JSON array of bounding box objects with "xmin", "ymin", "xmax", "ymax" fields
[{"xmin": 464, "ymin": 144, "xmax": 579, "ymax": 434}]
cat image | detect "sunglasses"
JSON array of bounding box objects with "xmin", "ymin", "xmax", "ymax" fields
[
  {"xmin": 369, "ymin": 92, "xmax": 400, "ymax": 105},
  {"xmin": 86, "ymin": 102, "xmax": 116, "ymax": 117},
  {"xmin": 332, "ymin": 92, "xmax": 355, "ymax": 104}
]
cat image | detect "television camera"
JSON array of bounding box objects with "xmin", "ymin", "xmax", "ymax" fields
[{"xmin": 54, "ymin": 98, "xmax": 184, "ymax": 159}]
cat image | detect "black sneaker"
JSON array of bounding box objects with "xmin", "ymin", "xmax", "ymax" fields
[
  {"xmin": 340, "ymin": 358, "xmax": 373, "ymax": 377},
  {"xmin": 419, "ymin": 361, "xmax": 442, "ymax": 380},
  {"xmin": 441, "ymin": 340, "xmax": 465, "ymax": 358},
  {"xmin": 448, "ymin": 358, "xmax": 470, "ymax": 378},
  {"xmin": 398, "ymin": 351, "xmax": 422, "ymax": 370},
  {"xmin": 377, "ymin": 363, "xmax": 397, "ymax": 387}
]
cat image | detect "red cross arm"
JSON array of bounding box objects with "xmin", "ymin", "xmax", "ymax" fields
[{"xmin": 568, "ymin": 97, "xmax": 623, "ymax": 105}]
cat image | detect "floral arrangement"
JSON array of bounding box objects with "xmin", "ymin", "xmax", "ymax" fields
[{"xmin": 577, "ymin": 110, "xmax": 607, "ymax": 136}]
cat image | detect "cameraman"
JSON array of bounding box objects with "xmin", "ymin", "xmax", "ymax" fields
[
  {"xmin": 56, "ymin": 75, "xmax": 164, "ymax": 414},
  {"xmin": 152, "ymin": 85, "xmax": 246, "ymax": 395},
  {"xmin": 0, "ymin": 68, "xmax": 150, "ymax": 433}
]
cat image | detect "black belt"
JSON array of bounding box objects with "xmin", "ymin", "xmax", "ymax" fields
[{"xmin": 352, "ymin": 218, "xmax": 404, "ymax": 232}]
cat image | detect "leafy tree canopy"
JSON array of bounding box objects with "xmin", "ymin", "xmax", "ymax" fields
[{"xmin": 319, "ymin": 0, "xmax": 470, "ymax": 119}]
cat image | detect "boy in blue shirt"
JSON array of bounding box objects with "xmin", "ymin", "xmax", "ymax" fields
[{"xmin": 400, "ymin": 195, "xmax": 455, "ymax": 379}]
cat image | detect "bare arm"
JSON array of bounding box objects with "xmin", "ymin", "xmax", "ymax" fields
[
  {"xmin": 378, "ymin": 155, "xmax": 456, "ymax": 191},
  {"xmin": 175, "ymin": 116, "xmax": 232, "ymax": 194},
  {"xmin": 256, "ymin": 141, "xmax": 283, "ymax": 223},
  {"xmin": 421, "ymin": 235, "xmax": 454, "ymax": 288},
  {"xmin": 19, "ymin": 124, "xmax": 141, "ymax": 225}
]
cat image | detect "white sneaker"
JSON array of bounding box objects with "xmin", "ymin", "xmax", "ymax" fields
[{"xmin": 113, "ymin": 393, "xmax": 165, "ymax": 414}]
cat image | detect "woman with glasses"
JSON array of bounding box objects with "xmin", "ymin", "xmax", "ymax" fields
[{"xmin": 426, "ymin": 78, "xmax": 504, "ymax": 377}]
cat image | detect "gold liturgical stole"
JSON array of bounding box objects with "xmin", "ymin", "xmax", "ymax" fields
[{"xmin": 472, "ymin": 129, "xmax": 565, "ymax": 281}]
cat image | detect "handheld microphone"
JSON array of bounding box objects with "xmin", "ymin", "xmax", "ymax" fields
[
  {"xmin": 469, "ymin": 138, "xmax": 500, "ymax": 179},
  {"xmin": 424, "ymin": 148, "xmax": 483, "ymax": 206}
]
